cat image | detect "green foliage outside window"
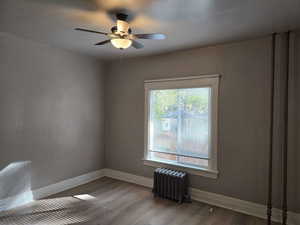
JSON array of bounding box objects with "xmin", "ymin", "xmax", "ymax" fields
[{"xmin": 152, "ymin": 88, "xmax": 209, "ymax": 120}]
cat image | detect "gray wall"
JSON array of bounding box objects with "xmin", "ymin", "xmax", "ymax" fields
[
  {"xmin": 104, "ymin": 36, "xmax": 299, "ymax": 213},
  {"xmin": 0, "ymin": 33, "xmax": 105, "ymax": 190},
  {"xmin": 1, "ymin": 31, "xmax": 298, "ymax": 213}
]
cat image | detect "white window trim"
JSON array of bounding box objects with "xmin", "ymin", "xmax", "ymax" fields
[{"xmin": 143, "ymin": 75, "xmax": 220, "ymax": 179}]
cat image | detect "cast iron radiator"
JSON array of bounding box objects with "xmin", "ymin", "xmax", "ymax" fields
[{"xmin": 153, "ymin": 168, "xmax": 190, "ymax": 203}]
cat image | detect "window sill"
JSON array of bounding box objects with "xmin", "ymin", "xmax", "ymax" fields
[{"xmin": 143, "ymin": 158, "xmax": 218, "ymax": 179}]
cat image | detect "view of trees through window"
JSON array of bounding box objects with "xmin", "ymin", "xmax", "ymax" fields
[{"xmin": 148, "ymin": 87, "xmax": 211, "ymax": 168}]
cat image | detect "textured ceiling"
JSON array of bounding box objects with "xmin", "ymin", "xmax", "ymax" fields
[{"xmin": 1, "ymin": 0, "xmax": 300, "ymax": 59}]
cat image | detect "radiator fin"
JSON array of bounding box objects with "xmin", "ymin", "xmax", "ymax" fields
[{"xmin": 153, "ymin": 168, "xmax": 190, "ymax": 203}]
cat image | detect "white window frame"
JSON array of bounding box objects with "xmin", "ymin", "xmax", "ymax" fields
[{"xmin": 143, "ymin": 75, "xmax": 220, "ymax": 179}]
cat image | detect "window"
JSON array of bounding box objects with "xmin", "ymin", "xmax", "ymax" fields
[{"xmin": 144, "ymin": 75, "xmax": 219, "ymax": 178}]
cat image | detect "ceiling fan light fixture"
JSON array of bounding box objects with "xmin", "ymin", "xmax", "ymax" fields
[
  {"xmin": 75, "ymin": 13, "xmax": 166, "ymax": 50},
  {"xmin": 111, "ymin": 38, "xmax": 132, "ymax": 49}
]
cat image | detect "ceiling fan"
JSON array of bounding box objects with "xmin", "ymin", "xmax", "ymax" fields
[{"xmin": 75, "ymin": 12, "xmax": 166, "ymax": 50}]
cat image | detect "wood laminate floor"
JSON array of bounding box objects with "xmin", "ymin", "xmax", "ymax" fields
[{"xmin": 0, "ymin": 177, "xmax": 276, "ymax": 225}]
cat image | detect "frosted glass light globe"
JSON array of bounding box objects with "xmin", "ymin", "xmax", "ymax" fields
[{"xmin": 111, "ymin": 38, "xmax": 132, "ymax": 49}]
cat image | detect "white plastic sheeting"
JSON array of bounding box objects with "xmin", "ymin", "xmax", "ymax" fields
[{"xmin": 0, "ymin": 161, "xmax": 33, "ymax": 211}]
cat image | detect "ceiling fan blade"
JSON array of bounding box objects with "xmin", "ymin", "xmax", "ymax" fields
[
  {"xmin": 134, "ymin": 33, "xmax": 166, "ymax": 40},
  {"xmin": 94, "ymin": 40, "xmax": 111, "ymax": 45},
  {"xmin": 132, "ymin": 40, "xmax": 144, "ymax": 49},
  {"xmin": 75, "ymin": 28, "xmax": 108, "ymax": 35}
]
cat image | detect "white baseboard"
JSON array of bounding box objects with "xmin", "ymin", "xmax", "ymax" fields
[
  {"xmin": 2, "ymin": 168, "xmax": 298, "ymax": 225},
  {"xmin": 190, "ymin": 188, "xmax": 300, "ymax": 225},
  {"xmin": 0, "ymin": 169, "xmax": 105, "ymax": 212},
  {"xmin": 33, "ymin": 169, "xmax": 105, "ymax": 199},
  {"xmin": 103, "ymin": 168, "xmax": 300, "ymax": 225},
  {"xmin": 103, "ymin": 168, "xmax": 153, "ymax": 188}
]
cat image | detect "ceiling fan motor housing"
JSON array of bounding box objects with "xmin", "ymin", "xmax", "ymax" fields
[
  {"xmin": 116, "ymin": 13, "xmax": 128, "ymax": 21},
  {"xmin": 111, "ymin": 26, "xmax": 132, "ymax": 35}
]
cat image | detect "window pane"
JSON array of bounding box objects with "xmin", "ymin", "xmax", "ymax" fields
[
  {"xmin": 151, "ymin": 152, "xmax": 177, "ymax": 162},
  {"xmin": 150, "ymin": 152, "xmax": 209, "ymax": 168},
  {"xmin": 149, "ymin": 88, "xmax": 211, "ymax": 163},
  {"xmin": 178, "ymin": 156, "xmax": 208, "ymax": 168}
]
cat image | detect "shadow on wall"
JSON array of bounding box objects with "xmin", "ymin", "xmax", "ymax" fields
[{"xmin": 0, "ymin": 161, "xmax": 33, "ymax": 211}]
